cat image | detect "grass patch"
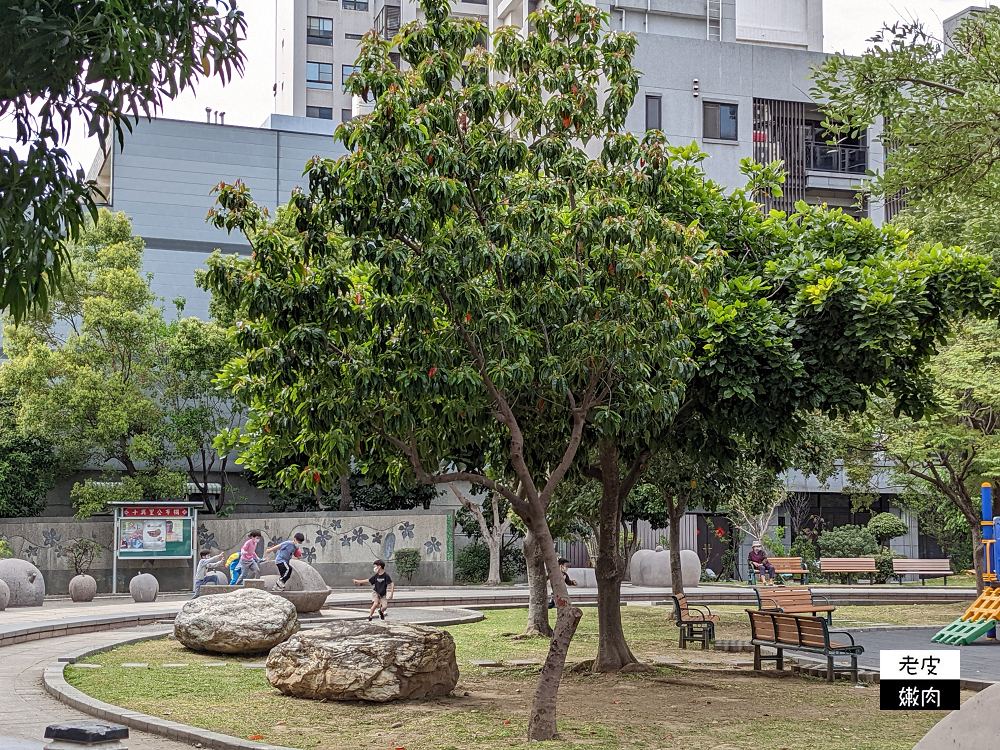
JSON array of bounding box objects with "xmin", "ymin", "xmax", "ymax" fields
[{"xmin": 66, "ymin": 606, "xmax": 972, "ymax": 750}]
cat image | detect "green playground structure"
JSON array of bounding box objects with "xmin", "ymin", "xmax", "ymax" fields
[{"xmin": 931, "ymin": 483, "xmax": 1000, "ymax": 646}]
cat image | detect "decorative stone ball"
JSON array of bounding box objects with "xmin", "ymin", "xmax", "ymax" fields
[
  {"xmin": 0, "ymin": 558, "xmax": 45, "ymax": 607},
  {"xmin": 129, "ymin": 573, "xmax": 159, "ymax": 603},
  {"xmin": 0, "ymin": 578, "xmax": 10, "ymax": 610},
  {"xmin": 68, "ymin": 574, "xmax": 98, "ymax": 603}
]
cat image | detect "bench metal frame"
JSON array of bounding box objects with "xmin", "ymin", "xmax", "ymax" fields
[
  {"xmin": 747, "ymin": 610, "xmax": 863, "ymax": 682},
  {"xmin": 747, "ymin": 556, "xmax": 809, "ymax": 585},
  {"xmin": 669, "ymin": 595, "xmax": 716, "ymax": 650},
  {"xmin": 893, "ymin": 559, "xmax": 954, "ymax": 586}
]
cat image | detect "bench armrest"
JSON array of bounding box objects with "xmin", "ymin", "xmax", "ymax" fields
[
  {"xmin": 763, "ymin": 597, "xmax": 783, "ymax": 610},
  {"xmin": 689, "ymin": 603, "xmax": 713, "ymax": 618},
  {"xmin": 828, "ymin": 630, "xmax": 856, "ymax": 646},
  {"xmin": 811, "ymin": 594, "xmax": 833, "ymax": 607}
]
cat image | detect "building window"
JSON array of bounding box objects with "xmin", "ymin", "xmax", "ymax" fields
[
  {"xmin": 306, "ymin": 61, "xmax": 334, "ymax": 89},
  {"xmin": 307, "ymin": 17, "xmax": 333, "ymax": 45},
  {"xmin": 389, "ymin": 51, "xmax": 401, "ymax": 69},
  {"xmin": 645, "ymin": 95, "xmax": 661, "ymax": 132},
  {"xmin": 343, "ymin": 0, "xmax": 369, "ymax": 10},
  {"xmin": 306, "ymin": 106, "xmax": 333, "ymax": 120},
  {"xmin": 804, "ymin": 120, "xmax": 867, "ymax": 174},
  {"xmin": 342, "ymin": 109, "xmax": 353, "ymax": 123},
  {"xmin": 342, "ymin": 64, "xmax": 360, "ymax": 90},
  {"xmin": 345, "ymin": 33, "xmax": 363, "ymax": 40},
  {"xmin": 462, "ymin": 0, "xmax": 488, "ymax": 4},
  {"xmin": 703, "ymin": 101, "xmax": 738, "ymax": 141}
]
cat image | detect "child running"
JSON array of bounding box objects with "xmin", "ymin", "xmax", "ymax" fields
[
  {"xmin": 353, "ymin": 559, "xmax": 394, "ymax": 621},
  {"xmin": 236, "ymin": 530, "xmax": 266, "ymax": 583},
  {"xmin": 265, "ymin": 532, "xmax": 306, "ymax": 591}
]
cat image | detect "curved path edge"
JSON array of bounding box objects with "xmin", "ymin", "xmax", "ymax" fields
[{"xmin": 43, "ymin": 637, "xmax": 296, "ymax": 750}]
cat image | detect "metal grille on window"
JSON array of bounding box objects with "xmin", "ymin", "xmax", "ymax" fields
[
  {"xmin": 375, "ymin": 3, "xmax": 400, "ymax": 39},
  {"xmin": 752, "ymin": 98, "xmax": 805, "ymax": 214}
]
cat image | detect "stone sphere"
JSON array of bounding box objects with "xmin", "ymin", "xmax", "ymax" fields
[
  {"xmin": 0, "ymin": 558, "xmax": 45, "ymax": 606},
  {"xmin": 259, "ymin": 559, "xmax": 328, "ymax": 592},
  {"xmin": 68, "ymin": 574, "xmax": 98, "ymax": 602},
  {"xmin": 129, "ymin": 572, "xmax": 159, "ymax": 602},
  {"xmin": 0, "ymin": 578, "xmax": 10, "ymax": 610}
]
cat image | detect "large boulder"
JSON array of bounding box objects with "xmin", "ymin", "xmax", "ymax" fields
[
  {"xmin": 0, "ymin": 578, "xmax": 9, "ymax": 610},
  {"xmin": 629, "ymin": 547, "xmax": 701, "ymax": 588},
  {"xmin": 0, "ymin": 558, "xmax": 45, "ymax": 607},
  {"xmin": 129, "ymin": 572, "xmax": 159, "ymax": 602},
  {"xmin": 266, "ymin": 620, "xmax": 459, "ymax": 702},
  {"xmin": 258, "ymin": 558, "xmax": 328, "ymax": 592},
  {"xmin": 174, "ymin": 588, "xmax": 299, "ymax": 654}
]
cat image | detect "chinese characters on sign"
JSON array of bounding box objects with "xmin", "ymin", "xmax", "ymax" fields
[
  {"xmin": 880, "ymin": 650, "xmax": 960, "ymax": 711},
  {"xmin": 122, "ymin": 507, "xmax": 190, "ymax": 517}
]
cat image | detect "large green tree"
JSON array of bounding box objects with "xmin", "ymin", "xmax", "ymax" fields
[
  {"xmin": 0, "ymin": 210, "xmax": 186, "ymax": 517},
  {"xmin": 0, "ymin": 0, "xmax": 245, "ymax": 323},
  {"xmin": 812, "ymin": 8, "xmax": 1000, "ymax": 227},
  {"xmin": 0, "ymin": 396, "xmax": 59, "ymax": 517},
  {"xmin": 202, "ymin": 0, "xmax": 719, "ymax": 736}
]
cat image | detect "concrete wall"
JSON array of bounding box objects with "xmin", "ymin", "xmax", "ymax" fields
[{"xmin": 0, "ymin": 510, "xmax": 456, "ymax": 594}]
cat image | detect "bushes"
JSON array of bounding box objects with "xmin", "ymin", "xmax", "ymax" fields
[
  {"xmin": 454, "ymin": 540, "xmax": 526, "ymax": 584},
  {"xmin": 394, "ymin": 549, "xmax": 421, "ymax": 583},
  {"xmin": 868, "ymin": 513, "xmax": 908, "ymax": 548},
  {"xmin": 817, "ymin": 524, "xmax": 878, "ymax": 558},
  {"xmin": 455, "ymin": 541, "xmax": 491, "ymax": 583},
  {"xmin": 874, "ymin": 550, "xmax": 905, "ymax": 584},
  {"xmin": 790, "ymin": 534, "xmax": 820, "ymax": 578}
]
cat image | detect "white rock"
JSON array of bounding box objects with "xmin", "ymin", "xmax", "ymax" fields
[
  {"xmin": 0, "ymin": 578, "xmax": 9, "ymax": 610},
  {"xmin": 129, "ymin": 572, "xmax": 159, "ymax": 602},
  {"xmin": 69, "ymin": 574, "xmax": 98, "ymax": 602},
  {"xmin": 174, "ymin": 588, "xmax": 299, "ymax": 654},
  {"xmin": 0, "ymin": 558, "xmax": 45, "ymax": 606},
  {"xmin": 266, "ymin": 620, "xmax": 459, "ymax": 702},
  {"xmin": 629, "ymin": 548, "xmax": 701, "ymax": 588},
  {"xmin": 258, "ymin": 559, "xmax": 327, "ymax": 592}
]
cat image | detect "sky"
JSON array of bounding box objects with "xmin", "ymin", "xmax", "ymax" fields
[{"xmin": 0, "ymin": 0, "xmax": 989, "ymax": 174}]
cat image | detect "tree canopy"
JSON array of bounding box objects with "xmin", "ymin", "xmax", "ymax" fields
[{"xmin": 0, "ymin": 0, "xmax": 245, "ymax": 322}]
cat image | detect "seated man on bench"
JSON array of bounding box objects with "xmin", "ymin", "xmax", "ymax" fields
[{"xmin": 748, "ymin": 540, "xmax": 775, "ymax": 585}]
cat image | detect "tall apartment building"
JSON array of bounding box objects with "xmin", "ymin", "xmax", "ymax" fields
[{"xmin": 274, "ymin": 0, "xmax": 881, "ymax": 220}]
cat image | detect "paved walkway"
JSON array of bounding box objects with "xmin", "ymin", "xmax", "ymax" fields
[
  {"xmin": 1, "ymin": 626, "xmax": 193, "ymax": 750},
  {"xmin": 850, "ymin": 627, "xmax": 1000, "ymax": 682}
]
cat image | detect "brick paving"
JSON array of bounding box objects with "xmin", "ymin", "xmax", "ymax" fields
[{"xmin": 0, "ymin": 627, "xmax": 191, "ymax": 749}]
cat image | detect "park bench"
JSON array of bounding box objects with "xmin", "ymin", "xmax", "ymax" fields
[
  {"xmin": 753, "ymin": 586, "xmax": 835, "ymax": 624},
  {"xmin": 893, "ymin": 558, "xmax": 954, "ymax": 585},
  {"xmin": 747, "ymin": 556, "xmax": 810, "ymax": 585},
  {"xmin": 819, "ymin": 557, "xmax": 877, "ymax": 584},
  {"xmin": 669, "ymin": 594, "xmax": 719, "ymax": 650},
  {"xmin": 746, "ymin": 610, "xmax": 864, "ymax": 682}
]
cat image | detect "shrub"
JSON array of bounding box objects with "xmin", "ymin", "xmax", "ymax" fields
[
  {"xmin": 761, "ymin": 526, "xmax": 787, "ymax": 558},
  {"xmin": 0, "ymin": 540, "xmax": 13, "ymax": 559},
  {"xmin": 455, "ymin": 541, "xmax": 490, "ymax": 583},
  {"xmin": 817, "ymin": 524, "xmax": 878, "ymax": 558},
  {"xmin": 868, "ymin": 513, "xmax": 909, "ymax": 549},
  {"xmin": 455, "ymin": 541, "xmax": 526, "ymax": 583},
  {"xmin": 874, "ymin": 550, "xmax": 905, "ymax": 584},
  {"xmin": 66, "ymin": 539, "xmax": 103, "ymax": 576},
  {"xmin": 394, "ymin": 548, "xmax": 421, "ymax": 584},
  {"xmin": 790, "ymin": 534, "xmax": 820, "ymax": 578}
]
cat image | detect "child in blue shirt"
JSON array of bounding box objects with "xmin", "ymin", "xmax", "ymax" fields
[{"xmin": 265, "ymin": 532, "xmax": 306, "ymax": 591}]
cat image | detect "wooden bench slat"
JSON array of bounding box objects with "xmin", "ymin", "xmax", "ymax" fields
[
  {"xmin": 893, "ymin": 559, "xmax": 952, "ymax": 572},
  {"xmin": 746, "ymin": 610, "xmax": 863, "ymax": 682},
  {"xmin": 819, "ymin": 558, "xmax": 877, "ymax": 572}
]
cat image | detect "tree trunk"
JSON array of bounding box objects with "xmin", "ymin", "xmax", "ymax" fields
[
  {"xmin": 668, "ymin": 494, "xmax": 687, "ymax": 596},
  {"xmin": 523, "ymin": 528, "xmax": 553, "ymax": 636},
  {"xmin": 593, "ymin": 440, "xmax": 637, "ymax": 673},
  {"xmin": 527, "ymin": 513, "xmax": 582, "ymax": 742},
  {"xmin": 339, "ymin": 475, "xmax": 352, "ymax": 511}
]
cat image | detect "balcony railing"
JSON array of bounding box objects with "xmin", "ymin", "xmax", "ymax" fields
[
  {"xmin": 375, "ymin": 4, "xmax": 401, "ymax": 40},
  {"xmin": 806, "ymin": 142, "xmax": 867, "ymax": 175}
]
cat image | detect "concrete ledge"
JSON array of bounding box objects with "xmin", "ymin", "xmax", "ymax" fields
[
  {"xmin": 45, "ymin": 659, "xmax": 295, "ymax": 750},
  {"xmin": 0, "ymin": 610, "xmax": 181, "ymax": 649}
]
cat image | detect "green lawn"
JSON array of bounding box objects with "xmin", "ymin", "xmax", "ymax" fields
[{"xmin": 65, "ymin": 605, "xmax": 973, "ymax": 750}]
